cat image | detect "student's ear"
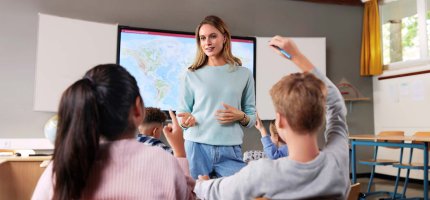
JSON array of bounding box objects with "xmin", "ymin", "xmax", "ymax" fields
[
  {"xmin": 275, "ymin": 112, "xmax": 286, "ymax": 129},
  {"xmin": 132, "ymin": 97, "xmax": 145, "ymax": 126},
  {"xmin": 138, "ymin": 125, "xmax": 144, "ymax": 134},
  {"xmin": 276, "ymin": 112, "xmax": 289, "ymax": 143},
  {"xmin": 152, "ymin": 127, "xmax": 158, "ymax": 137}
]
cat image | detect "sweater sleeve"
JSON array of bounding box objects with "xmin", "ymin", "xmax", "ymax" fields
[
  {"xmin": 261, "ymin": 136, "xmax": 287, "ymax": 159},
  {"xmin": 241, "ymin": 70, "xmax": 256, "ymax": 128},
  {"xmin": 31, "ymin": 162, "xmax": 53, "ymax": 200},
  {"xmin": 177, "ymin": 71, "xmax": 194, "ymax": 114},
  {"xmin": 194, "ymin": 160, "xmax": 266, "ymax": 200},
  {"xmin": 176, "ymin": 158, "xmax": 196, "ymax": 200},
  {"xmin": 311, "ymin": 68, "xmax": 349, "ymax": 162}
]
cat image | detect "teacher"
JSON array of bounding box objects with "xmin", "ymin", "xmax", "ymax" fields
[{"xmin": 177, "ymin": 15, "xmax": 256, "ymax": 179}]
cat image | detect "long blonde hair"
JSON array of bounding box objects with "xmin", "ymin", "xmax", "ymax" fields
[{"xmin": 188, "ymin": 15, "xmax": 242, "ymax": 71}]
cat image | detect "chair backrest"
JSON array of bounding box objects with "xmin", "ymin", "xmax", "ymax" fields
[
  {"xmin": 412, "ymin": 132, "xmax": 430, "ymax": 150},
  {"xmin": 347, "ymin": 183, "xmax": 361, "ymax": 200},
  {"xmin": 377, "ymin": 131, "xmax": 404, "ymax": 149}
]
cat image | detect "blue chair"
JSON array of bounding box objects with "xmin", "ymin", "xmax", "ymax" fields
[
  {"xmin": 358, "ymin": 131, "xmax": 404, "ymax": 199},
  {"xmin": 392, "ymin": 131, "xmax": 430, "ymax": 199}
]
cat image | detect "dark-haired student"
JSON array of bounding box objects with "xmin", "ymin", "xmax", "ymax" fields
[
  {"xmin": 32, "ymin": 64, "xmax": 194, "ymax": 200},
  {"xmin": 194, "ymin": 36, "xmax": 350, "ymax": 200},
  {"xmin": 137, "ymin": 107, "xmax": 173, "ymax": 154}
]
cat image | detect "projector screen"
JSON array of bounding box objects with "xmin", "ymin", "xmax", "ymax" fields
[{"xmin": 117, "ymin": 26, "xmax": 256, "ymax": 111}]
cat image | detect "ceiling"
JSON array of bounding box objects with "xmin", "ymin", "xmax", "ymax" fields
[{"xmin": 298, "ymin": 0, "xmax": 363, "ymax": 6}]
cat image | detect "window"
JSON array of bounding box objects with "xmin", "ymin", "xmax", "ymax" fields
[
  {"xmin": 427, "ymin": 0, "xmax": 430, "ymax": 54},
  {"xmin": 380, "ymin": 0, "xmax": 429, "ymax": 68}
]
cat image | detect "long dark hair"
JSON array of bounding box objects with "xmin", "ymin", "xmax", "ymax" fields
[{"xmin": 52, "ymin": 64, "xmax": 141, "ymax": 200}]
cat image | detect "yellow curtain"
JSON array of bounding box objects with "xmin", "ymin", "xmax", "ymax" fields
[{"xmin": 360, "ymin": 0, "xmax": 383, "ymax": 76}]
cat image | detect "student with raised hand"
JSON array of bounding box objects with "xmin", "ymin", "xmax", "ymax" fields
[
  {"xmin": 177, "ymin": 15, "xmax": 256, "ymax": 179},
  {"xmin": 32, "ymin": 64, "xmax": 194, "ymax": 200},
  {"xmin": 255, "ymin": 113, "xmax": 289, "ymax": 159},
  {"xmin": 194, "ymin": 36, "xmax": 350, "ymax": 200}
]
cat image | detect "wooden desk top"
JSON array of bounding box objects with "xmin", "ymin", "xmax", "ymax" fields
[
  {"xmin": 349, "ymin": 134, "xmax": 430, "ymax": 142},
  {"xmin": 0, "ymin": 156, "xmax": 52, "ymax": 165}
]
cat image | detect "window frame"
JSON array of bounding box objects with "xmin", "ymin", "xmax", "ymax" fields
[{"xmin": 380, "ymin": 0, "xmax": 429, "ymax": 72}]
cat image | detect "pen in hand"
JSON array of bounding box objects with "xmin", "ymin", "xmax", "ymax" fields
[{"xmin": 272, "ymin": 45, "xmax": 292, "ymax": 59}]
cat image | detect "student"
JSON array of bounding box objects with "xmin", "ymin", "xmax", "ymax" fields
[
  {"xmin": 194, "ymin": 36, "xmax": 350, "ymax": 199},
  {"xmin": 137, "ymin": 107, "xmax": 173, "ymax": 154},
  {"xmin": 177, "ymin": 15, "xmax": 256, "ymax": 179},
  {"xmin": 32, "ymin": 64, "xmax": 194, "ymax": 200},
  {"xmin": 255, "ymin": 114, "xmax": 289, "ymax": 159}
]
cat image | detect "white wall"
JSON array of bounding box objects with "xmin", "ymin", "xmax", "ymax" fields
[
  {"xmin": 0, "ymin": 1, "xmax": 54, "ymax": 140},
  {"xmin": 373, "ymin": 65, "xmax": 430, "ymax": 180}
]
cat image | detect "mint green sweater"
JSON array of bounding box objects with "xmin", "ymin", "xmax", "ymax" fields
[{"xmin": 178, "ymin": 64, "xmax": 256, "ymax": 145}]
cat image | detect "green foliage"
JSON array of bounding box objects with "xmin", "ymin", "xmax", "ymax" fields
[{"xmin": 402, "ymin": 15, "xmax": 417, "ymax": 48}]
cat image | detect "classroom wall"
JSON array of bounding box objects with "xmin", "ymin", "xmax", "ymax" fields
[
  {"xmin": 373, "ymin": 65, "xmax": 430, "ymax": 180},
  {"xmin": 0, "ymin": 0, "xmax": 373, "ymax": 173}
]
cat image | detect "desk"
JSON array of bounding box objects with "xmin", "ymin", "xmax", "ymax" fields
[
  {"xmin": 0, "ymin": 156, "xmax": 51, "ymax": 200},
  {"xmin": 350, "ymin": 135, "xmax": 429, "ymax": 200}
]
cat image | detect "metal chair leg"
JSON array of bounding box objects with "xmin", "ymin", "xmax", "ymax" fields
[{"xmin": 367, "ymin": 165, "xmax": 376, "ymax": 193}]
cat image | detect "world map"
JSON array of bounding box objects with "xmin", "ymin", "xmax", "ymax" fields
[{"xmin": 119, "ymin": 31, "xmax": 255, "ymax": 111}]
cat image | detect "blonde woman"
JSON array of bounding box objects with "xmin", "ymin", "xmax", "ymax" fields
[{"xmin": 177, "ymin": 15, "xmax": 256, "ymax": 179}]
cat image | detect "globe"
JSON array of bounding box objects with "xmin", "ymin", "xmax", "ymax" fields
[{"xmin": 44, "ymin": 115, "xmax": 58, "ymax": 145}]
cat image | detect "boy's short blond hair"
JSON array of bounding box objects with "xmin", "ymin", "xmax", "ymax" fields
[{"xmin": 270, "ymin": 72, "xmax": 326, "ymax": 134}]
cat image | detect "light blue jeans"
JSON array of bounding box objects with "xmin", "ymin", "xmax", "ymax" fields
[{"xmin": 185, "ymin": 140, "xmax": 246, "ymax": 179}]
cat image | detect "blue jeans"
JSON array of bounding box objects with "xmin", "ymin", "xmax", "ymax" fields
[{"xmin": 185, "ymin": 140, "xmax": 246, "ymax": 179}]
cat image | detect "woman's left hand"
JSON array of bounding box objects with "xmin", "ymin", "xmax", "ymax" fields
[{"xmin": 216, "ymin": 103, "xmax": 244, "ymax": 124}]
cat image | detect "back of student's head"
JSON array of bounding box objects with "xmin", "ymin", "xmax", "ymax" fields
[
  {"xmin": 143, "ymin": 107, "xmax": 167, "ymax": 125},
  {"xmin": 52, "ymin": 64, "xmax": 141, "ymax": 200},
  {"xmin": 270, "ymin": 72, "xmax": 325, "ymax": 134}
]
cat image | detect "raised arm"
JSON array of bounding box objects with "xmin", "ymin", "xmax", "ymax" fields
[
  {"xmin": 163, "ymin": 110, "xmax": 196, "ymax": 200},
  {"xmin": 270, "ymin": 36, "xmax": 348, "ymax": 157}
]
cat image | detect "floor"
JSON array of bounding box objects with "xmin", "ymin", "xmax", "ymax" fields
[{"xmin": 356, "ymin": 177, "xmax": 428, "ymax": 199}]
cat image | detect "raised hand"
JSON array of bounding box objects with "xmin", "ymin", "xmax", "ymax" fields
[
  {"xmin": 268, "ymin": 36, "xmax": 314, "ymax": 72},
  {"xmin": 163, "ymin": 110, "xmax": 186, "ymax": 158},
  {"xmin": 255, "ymin": 113, "xmax": 267, "ymax": 137},
  {"xmin": 177, "ymin": 112, "xmax": 196, "ymax": 128},
  {"xmin": 216, "ymin": 103, "xmax": 244, "ymax": 124}
]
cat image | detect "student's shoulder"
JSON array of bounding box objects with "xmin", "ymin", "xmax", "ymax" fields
[
  {"xmin": 245, "ymin": 158, "xmax": 279, "ymax": 174},
  {"xmin": 238, "ymin": 158, "xmax": 289, "ymax": 185}
]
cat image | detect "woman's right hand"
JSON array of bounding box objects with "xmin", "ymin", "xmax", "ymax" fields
[{"xmin": 177, "ymin": 112, "xmax": 196, "ymax": 128}]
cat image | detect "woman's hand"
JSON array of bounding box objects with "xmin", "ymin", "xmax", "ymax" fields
[
  {"xmin": 176, "ymin": 112, "xmax": 196, "ymax": 128},
  {"xmin": 216, "ymin": 103, "xmax": 244, "ymax": 124},
  {"xmin": 163, "ymin": 110, "xmax": 186, "ymax": 158},
  {"xmin": 255, "ymin": 113, "xmax": 267, "ymax": 137}
]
